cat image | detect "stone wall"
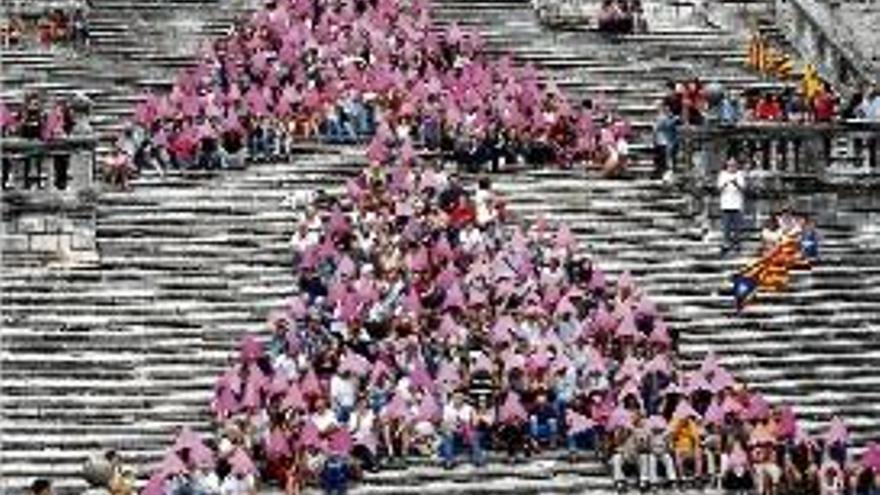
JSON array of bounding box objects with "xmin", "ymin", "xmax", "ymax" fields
[{"xmin": 2, "ymin": 204, "xmax": 97, "ymax": 265}]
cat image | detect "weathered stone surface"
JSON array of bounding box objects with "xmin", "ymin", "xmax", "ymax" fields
[
  {"xmin": 18, "ymin": 216, "xmax": 45, "ymax": 234},
  {"xmin": 2, "ymin": 234, "xmax": 30, "ymax": 253},
  {"xmin": 29, "ymin": 234, "xmax": 59, "ymax": 252}
]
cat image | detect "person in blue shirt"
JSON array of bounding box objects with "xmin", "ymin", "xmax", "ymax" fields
[{"xmin": 652, "ymin": 104, "xmax": 680, "ymax": 179}]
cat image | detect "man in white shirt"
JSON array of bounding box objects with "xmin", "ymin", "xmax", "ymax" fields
[
  {"xmin": 440, "ymin": 392, "xmax": 480, "ymax": 467},
  {"xmin": 330, "ymin": 370, "xmax": 358, "ymax": 422},
  {"xmin": 717, "ymin": 158, "xmax": 746, "ymax": 255},
  {"xmin": 313, "ymin": 397, "xmax": 339, "ymax": 434}
]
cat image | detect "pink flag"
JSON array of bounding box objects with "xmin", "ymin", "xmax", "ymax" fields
[
  {"xmin": 825, "ymin": 416, "xmax": 848, "ymax": 445},
  {"xmin": 606, "ymin": 406, "xmax": 632, "ymax": 430},
  {"xmin": 697, "ymin": 400, "xmax": 721, "ymax": 426},
  {"xmin": 862, "ymin": 442, "xmax": 880, "ymax": 471},
  {"xmin": 410, "ymin": 364, "xmax": 434, "ymax": 391},
  {"xmin": 615, "ymin": 311, "xmax": 639, "ymax": 340},
  {"xmin": 300, "ymin": 368, "xmax": 323, "ymax": 398},
  {"xmin": 436, "ymin": 361, "xmax": 461, "ymax": 388},
  {"xmin": 298, "ymin": 421, "xmax": 322, "ymax": 449},
  {"xmin": 327, "ymin": 429, "xmax": 353, "ymax": 455},
  {"xmin": 588, "ymin": 267, "xmax": 606, "ymax": 292},
  {"xmin": 267, "ymin": 428, "xmax": 292, "ymax": 460},
  {"xmin": 745, "ymin": 394, "xmax": 770, "ymax": 421},
  {"xmin": 142, "ymin": 472, "xmax": 167, "ymax": 495},
  {"xmin": 239, "ymin": 335, "xmax": 264, "ymax": 362},
  {"xmin": 442, "ymin": 282, "xmax": 466, "ymax": 310},
  {"xmin": 555, "ymin": 296, "xmax": 577, "ymax": 317},
  {"xmin": 673, "ymin": 400, "xmax": 699, "ymax": 420},
  {"xmin": 383, "ymin": 392, "xmax": 409, "ymax": 420},
  {"xmin": 648, "ymin": 320, "xmax": 671, "ymax": 347},
  {"xmin": 158, "ymin": 452, "xmax": 187, "ymax": 477},
  {"xmin": 555, "ymin": 223, "xmax": 575, "ymax": 250},
  {"xmin": 339, "ymin": 351, "xmax": 370, "ymax": 376},
  {"xmin": 416, "ymin": 394, "xmax": 440, "ymax": 422},
  {"xmin": 617, "ymin": 270, "xmax": 634, "ymax": 293},
  {"xmin": 229, "ymin": 447, "xmax": 257, "ymax": 476},
  {"xmin": 287, "ymin": 296, "xmax": 307, "ymax": 320},
  {"xmin": 281, "ymin": 383, "xmax": 306, "ymax": 411},
  {"xmin": 566, "ymin": 410, "xmax": 594, "ymax": 434},
  {"xmin": 499, "ymin": 392, "xmax": 527, "ymax": 423},
  {"xmin": 711, "ymin": 367, "xmax": 736, "ymax": 392},
  {"xmin": 778, "ymin": 405, "xmax": 797, "ymax": 439},
  {"xmin": 369, "ymin": 360, "xmax": 391, "ymax": 385}
]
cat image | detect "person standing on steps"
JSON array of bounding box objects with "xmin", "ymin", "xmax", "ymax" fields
[
  {"xmin": 717, "ymin": 157, "xmax": 746, "ymax": 256},
  {"xmin": 652, "ymin": 103, "xmax": 680, "ymax": 180}
]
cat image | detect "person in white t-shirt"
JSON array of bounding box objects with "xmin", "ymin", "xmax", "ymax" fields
[
  {"xmin": 439, "ymin": 392, "xmax": 480, "ymax": 467},
  {"xmin": 717, "ymin": 158, "xmax": 746, "ymax": 255},
  {"xmin": 330, "ymin": 370, "xmax": 358, "ymax": 422},
  {"xmin": 313, "ymin": 397, "xmax": 339, "ymax": 435},
  {"xmin": 474, "ymin": 177, "xmax": 497, "ymax": 227}
]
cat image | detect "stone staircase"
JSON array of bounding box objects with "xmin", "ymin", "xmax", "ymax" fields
[{"xmin": 3, "ymin": 1, "xmax": 880, "ymax": 494}]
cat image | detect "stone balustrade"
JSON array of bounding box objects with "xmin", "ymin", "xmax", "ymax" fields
[
  {"xmin": 773, "ymin": 0, "xmax": 877, "ymax": 88},
  {"xmin": 1, "ymin": 136, "xmax": 98, "ymax": 192},
  {"xmin": 679, "ymin": 121, "xmax": 880, "ymax": 183},
  {"xmin": 1, "ymin": 136, "xmax": 100, "ymax": 266}
]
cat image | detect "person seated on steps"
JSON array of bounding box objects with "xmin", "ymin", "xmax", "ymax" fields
[
  {"xmin": 721, "ymin": 441, "xmax": 755, "ymax": 494},
  {"xmin": 497, "ymin": 391, "xmax": 530, "ymax": 463},
  {"xmin": 610, "ymin": 409, "xmax": 650, "ymax": 491},
  {"xmin": 440, "ymin": 391, "xmax": 485, "ymax": 468},
  {"xmin": 643, "ymin": 415, "xmax": 679, "ymax": 490},
  {"xmin": 670, "ymin": 401, "xmax": 707, "ymax": 488},
  {"xmin": 750, "ymin": 418, "xmax": 783, "ymax": 495},
  {"xmin": 529, "ymin": 392, "xmax": 560, "ymax": 451}
]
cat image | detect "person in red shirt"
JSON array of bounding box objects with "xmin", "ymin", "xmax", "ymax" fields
[
  {"xmin": 449, "ymin": 195, "xmax": 476, "ymax": 229},
  {"xmin": 754, "ymin": 94, "xmax": 782, "ymax": 121},
  {"xmin": 812, "ymin": 85, "xmax": 837, "ymax": 122}
]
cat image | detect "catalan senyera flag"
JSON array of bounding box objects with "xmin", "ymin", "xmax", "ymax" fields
[
  {"xmin": 747, "ymin": 34, "xmax": 765, "ymax": 70},
  {"xmin": 733, "ymin": 232, "xmax": 818, "ymax": 309}
]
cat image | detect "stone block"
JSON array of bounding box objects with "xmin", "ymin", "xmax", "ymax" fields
[
  {"xmin": 58, "ymin": 233, "xmax": 72, "ymax": 254},
  {"xmin": 29, "ymin": 234, "xmax": 59, "ymax": 252},
  {"xmin": 18, "ymin": 216, "xmax": 45, "ymax": 234},
  {"xmin": 2, "ymin": 234, "xmax": 29, "ymax": 252},
  {"xmin": 45, "ymin": 215, "xmax": 73, "ymax": 233},
  {"xmin": 71, "ymin": 228, "xmax": 96, "ymax": 251}
]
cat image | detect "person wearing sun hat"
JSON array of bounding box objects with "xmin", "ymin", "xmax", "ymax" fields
[
  {"xmin": 670, "ymin": 400, "xmax": 706, "ymax": 485},
  {"xmin": 643, "ymin": 415, "xmax": 678, "ymax": 489}
]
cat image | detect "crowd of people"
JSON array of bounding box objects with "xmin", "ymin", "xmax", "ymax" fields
[
  {"xmin": 110, "ymin": 0, "xmax": 633, "ymax": 186},
  {"xmin": 597, "ymin": 0, "xmax": 647, "ymax": 35},
  {"xmin": 650, "ymin": 75, "xmax": 880, "ymax": 179},
  {"xmin": 0, "ymin": 5, "xmax": 90, "ymax": 48},
  {"xmin": 1, "ymin": 93, "xmax": 91, "ymax": 190},
  {"xmin": 137, "ymin": 134, "xmax": 880, "ymax": 495},
  {"xmin": 0, "ymin": 93, "xmax": 82, "ymax": 141}
]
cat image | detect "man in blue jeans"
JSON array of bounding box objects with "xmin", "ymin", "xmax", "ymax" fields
[
  {"xmin": 717, "ymin": 158, "xmax": 746, "ymax": 255},
  {"xmin": 529, "ymin": 393, "xmax": 559, "ymax": 449},
  {"xmin": 440, "ymin": 392, "xmax": 484, "ymax": 468}
]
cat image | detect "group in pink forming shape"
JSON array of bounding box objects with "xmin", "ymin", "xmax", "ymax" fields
[{"xmin": 133, "ymin": 1, "xmax": 880, "ymax": 494}]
